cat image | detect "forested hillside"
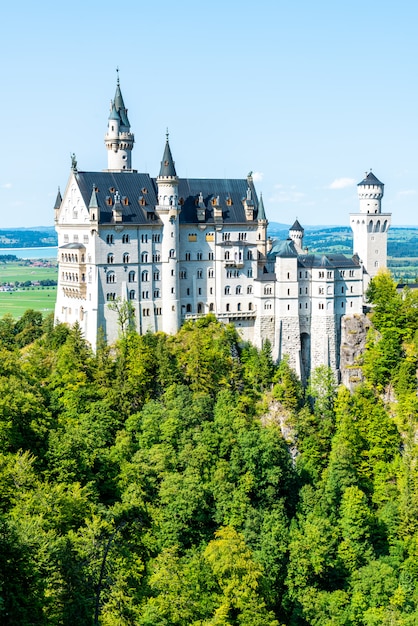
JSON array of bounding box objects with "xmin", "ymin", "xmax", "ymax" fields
[{"xmin": 1, "ymin": 271, "xmax": 418, "ymax": 625}]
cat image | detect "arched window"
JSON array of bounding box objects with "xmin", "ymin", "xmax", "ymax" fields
[
  {"xmin": 141, "ymin": 252, "xmax": 148, "ymax": 263},
  {"xmin": 122, "ymin": 234, "xmax": 130, "ymax": 244},
  {"xmin": 186, "ymin": 304, "xmax": 192, "ymax": 313},
  {"xmin": 247, "ymin": 285, "xmax": 252, "ymax": 294},
  {"xmin": 264, "ymin": 285, "xmax": 272, "ymax": 295},
  {"xmin": 106, "ymin": 234, "xmax": 114, "ymax": 244},
  {"xmin": 128, "ymin": 271, "xmax": 136, "ymax": 283},
  {"xmin": 237, "ymin": 302, "xmax": 241, "ymax": 311},
  {"xmin": 141, "ymin": 270, "xmax": 149, "ymax": 282},
  {"xmin": 123, "ymin": 253, "xmax": 129, "ymax": 263},
  {"xmin": 197, "ymin": 303, "xmax": 203, "ymax": 314},
  {"xmin": 208, "ymin": 268, "xmax": 214, "ymax": 278},
  {"xmin": 107, "ymin": 253, "xmax": 114, "ymax": 264},
  {"xmin": 169, "ymin": 249, "xmax": 175, "ymax": 258},
  {"xmin": 225, "ymin": 286, "xmax": 230, "ymax": 295},
  {"xmin": 209, "ymin": 303, "xmax": 214, "ymax": 312},
  {"xmin": 197, "ymin": 269, "xmax": 203, "ymax": 279},
  {"xmin": 106, "ymin": 272, "xmax": 115, "ymax": 284},
  {"xmin": 248, "ymin": 302, "xmax": 253, "ymax": 311},
  {"xmin": 129, "ymin": 290, "xmax": 135, "ymax": 300},
  {"xmin": 236, "ymin": 285, "xmax": 242, "ymax": 294}
]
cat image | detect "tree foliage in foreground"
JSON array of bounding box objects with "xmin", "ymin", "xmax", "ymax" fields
[{"xmin": 0, "ymin": 290, "xmax": 418, "ymax": 624}]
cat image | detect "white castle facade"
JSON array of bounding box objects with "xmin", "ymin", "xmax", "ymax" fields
[{"xmin": 54, "ymin": 77, "xmax": 391, "ymax": 382}]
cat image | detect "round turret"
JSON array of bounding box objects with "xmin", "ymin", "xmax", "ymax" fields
[
  {"xmin": 357, "ymin": 171, "xmax": 384, "ymax": 214},
  {"xmin": 289, "ymin": 219, "xmax": 304, "ymax": 253}
]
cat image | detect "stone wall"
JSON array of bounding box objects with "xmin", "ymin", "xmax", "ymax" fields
[{"xmin": 340, "ymin": 313, "xmax": 371, "ymax": 391}]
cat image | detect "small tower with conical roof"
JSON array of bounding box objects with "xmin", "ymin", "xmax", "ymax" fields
[
  {"xmin": 156, "ymin": 132, "xmax": 181, "ymax": 334},
  {"xmin": 350, "ymin": 171, "xmax": 391, "ymax": 285},
  {"xmin": 256, "ymin": 192, "xmax": 268, "ymax": 258},
  {"xmin": 104, "ymin": 72, "xmax": 135, "ymax": 171},
  {"xmin": 289, "ymin": 219, "xmax": 304, "ymax": 253}
]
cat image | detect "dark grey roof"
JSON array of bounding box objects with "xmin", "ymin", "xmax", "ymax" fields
[
  {"xmin": 298, "ymin": 253, "xmax": 360, "ymax": 269},
  {"xmin": 59, "ymin": 243, "xmax": 86, "ymax": 250},
  {"xmin": 54, "ymin": 188, "xmax": 62, "ymax": 210},
  {"xmin": 159, "ymin": 139, "xmax": 177, "ymax": 178},
  {"xmin": 257, "ymin": 193, "xmax": 266, "ymax": 220},
  {"xmin": 267, "ymin": 238, "xmax": 298, "ymax": 259},
  {"xmin": 113, "ymin": 80, "xmax": 130, "ymax": 128},
  {"xmin": 290, "ymin": 219, "xmax": 304, "ymax": 232},
  {"xmin": 75, "ymin": 172, "xmax": 265, "ymax": 226},
  {"xmin": 357, "ymin": 171, "xmax": 383, "ymax": 187}
]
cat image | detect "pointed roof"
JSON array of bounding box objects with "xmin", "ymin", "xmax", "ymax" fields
[
  {"xmin": 357, "ymin": 171, "xmax": 383, "ymax": 186},
  {"xmin": 257, "ymin": 193, "xmax": 266, "ymax": 220},
  {"xmin": 158, "ymin": 134, "xmax": 177, "ymax": 178},
  {"xmin": 290, "ymin": 218, "xmax": 304, "ymax": 232},
  {"xmin": 54, "ymin": 187, "xmax": 62, "ymax": 210},
  {"xmin": 108, "ymin": 101, "xmax": 120, "ymax": 121},
  {"xmin": 88, "ymin": 184, "xmax": 99, "ymax": 210},
  {"xmin": 113, "ymin": 75, "xmax": 130, "ymax": 127}
]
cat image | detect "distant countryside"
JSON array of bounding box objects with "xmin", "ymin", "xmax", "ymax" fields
[{"xmin": 0, "ymin": 257, "xmax": 57, "ymax": 318}]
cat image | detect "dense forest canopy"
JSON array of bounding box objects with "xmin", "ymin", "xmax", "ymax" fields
[{"xmin": 1, "ymin": 270, "xmax": 418, "ymax": 625}]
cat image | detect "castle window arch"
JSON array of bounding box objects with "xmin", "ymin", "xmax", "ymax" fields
[
  {"xmin": 383, "ymin": 220, "xmax": 388, "ymax": 231},
  {"xmin": 375, "ymin": 220, "xmax": 381, "ymax": 232},
  {"xmin": 197, "ymin": 302, "xmax": 203, "ymax": 314},
  {"xmin": 186, "ymin": 304, "xmax": 192, "ymax": 313},
  {"xmin": 368, "ymin": 220, "xmax": 373, "ymax": 233},
  {"xmin": 122, "ymin": 234, "xmax": 130, "ymax": 244},
  {"xmin": 225, "ymin": 286, "xmax": 230, "ymax": 295},
  {"xmin": 208, "ymin": 268, "xmax": 214, "ymax": 278},
  {"xmin": 129, "ymin": 290, "xmax": 135, "ymax": 300},
  {"xmin": 106, "ymin": 234, "xmax": 114, "ymax": 244},
  {"xmin": 128, "ymin": 271, "xmax": 136, "ymax": 283},
  {"xmin": 107, "ymin": 253, "xmax": 114, "ymax": 264},
  {"xmin": 106, "ymin": 271, "xmax": 116, "ymax": 284},
  {"xmin": 123, "ymin": 253, "xmax": 130, "ymax": 263},
  {"xmin": 209, "ymin": 302, "xmax": 214, "ymax": 312},
  {"xmin": 197, "ymin": 269, "xmax": 203, "ymax": 279},
  {"xmin": 237, "ymin": 302, "xmax": 241, "ymax": 311},
  {"xmin": 247, "ymin": 285, "xmax": 252, "ymax": 294},
  {"xmin": 236, "ymin": 285, "xmax": 242, "ymax": 295},
  {"xmin": 169, "ymin": 249, "xmax": 175, "ymax": 258},
  {"xmin": 141, "ymin": 270, "xmax": 149, "ymax": 282},
  {"xmin": 264, "ymin": 301, "xmax": 272, "ymax": 310},
  {"xmin": 264, "ymin": 285, "xmax": 272, "ymax": 295},
  {"xmin": 248, "ymin": 302, "xmax": 253, "ymax": 311}
]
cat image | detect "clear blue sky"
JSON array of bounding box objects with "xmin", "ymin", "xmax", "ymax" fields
[{"xmin": 1, "ymin": 0, "xmax": 417, "ymax": 228}]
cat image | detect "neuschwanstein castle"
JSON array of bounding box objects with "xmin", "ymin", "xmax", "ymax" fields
[{"xmin": 54, "ymin": 76, "xmax": 391, "ymax": 381}]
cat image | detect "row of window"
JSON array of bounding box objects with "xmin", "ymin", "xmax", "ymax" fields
[
  {"xmin": 62, "ymin": 272, "xmax": 85, "ymax": 283},
  {"xmin": 61, "ymin": 253, "xmax": 85, "ymax": 263},
  {"xmin": 106, "ymin": 270, "xmax": 161, "ymax": 284},
  {"xmin": 225, "ymin": 286, "xmax": 253, "ymax": 295},
  {"xmin": 106, "ymin": 252, "xmax": 162, "ymax": 264},
  {"xmin": 106, "ymin": 234, "xmax": 161, "ymax": 244},
  {"xmin": 63, "ymin": 234, "xmax": 89, "ymax": 244}
]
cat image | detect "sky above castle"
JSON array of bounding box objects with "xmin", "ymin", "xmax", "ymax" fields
[{"xmin": 1, "ymin": 0, "xmax": 417, "ymax": 228}]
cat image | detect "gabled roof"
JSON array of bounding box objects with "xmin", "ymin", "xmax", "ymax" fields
[
  {"xmin": 357, "ymin": 171, "xmax": 383, "ymax": 186},
  {"xmin": 74, "ymin": 172, "xmax": 265, "ymax": 226}
]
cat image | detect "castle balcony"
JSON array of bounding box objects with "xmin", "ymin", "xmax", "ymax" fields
[
  {"xmin": 62, "ymin": 282, "xmax": 87, "ymax": 299},
  {"xmin": 224, "ymin": 260, "xmax": 245, "ymax": 268},
  {"xmin": 182, "ymin": 310, "xmax": 256, "ymax": 322}
]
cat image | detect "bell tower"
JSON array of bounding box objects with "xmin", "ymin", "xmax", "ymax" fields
[
  {"xmin": 104, "ymin": 71, "xmax": 135, "ymax": 171},
  {"xmin": 350, "ymin": 171, "xmax": 391, "ymax": 285}
]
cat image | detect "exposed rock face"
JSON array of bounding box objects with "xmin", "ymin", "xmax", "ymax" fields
[{"xmin": 340, "ymin": 313, "xmax": 371, "ymax": 391}]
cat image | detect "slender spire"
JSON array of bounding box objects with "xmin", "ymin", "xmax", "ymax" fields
[
  {"xmin": 54, "ymin": 187, "xmax": 62, "ymax": 210},
  {"xmin": 113, "ymin": 69, "xmax": 130, "ymax": 127},
  {"xmin": 158, "ymin": 132, "xmax": 177, "ymax": 178},
  {"xmin": 257, "ymin": 193, "xmax": 266, "ymax": 220},
  {"xmin": 88, "ymin": 184, "xmax": 99, "ymax": 210}
]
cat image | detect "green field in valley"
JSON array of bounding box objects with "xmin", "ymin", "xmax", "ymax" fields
[
  {"xmin": 0, "ymin": 262, "xmax": 58, "ymax": 318},
  {"xmin": 0, "ymin": 287, "xmax": 57, "ymax": 318},
  {"xmin": 0, "ymin": 262, "xmax": 57, "ymax": 284}
]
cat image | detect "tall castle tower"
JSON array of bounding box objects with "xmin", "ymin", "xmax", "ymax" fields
[
  {"xmin": 156, "ymin": 133, "xmax": 181, "ymax": 334},
  {"xmin": 104, "ymin": 73, "xmax": 135, "ymax": 171},
  {"xmin": 350, "ymin": 171, "xmax": 391, "ymax": 285}
]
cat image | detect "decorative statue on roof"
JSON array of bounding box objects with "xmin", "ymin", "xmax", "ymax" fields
[{"xmin": 71, "ymin": 153, "xmax": 78, "ymax": 173}]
